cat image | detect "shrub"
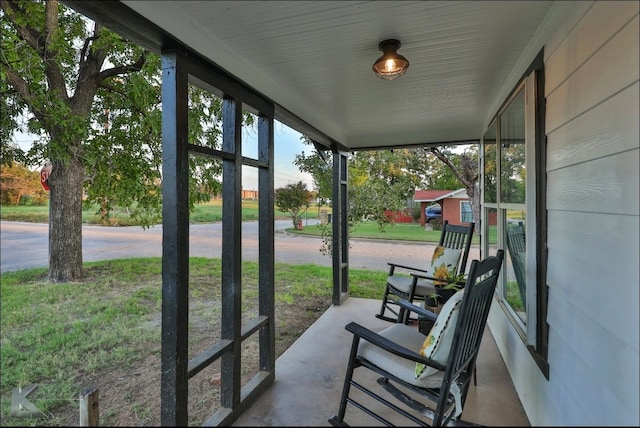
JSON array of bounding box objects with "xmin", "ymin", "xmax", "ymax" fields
[
  {"xmin": 412, "ymin": 204, "xmax": 422, "ymax": 222},
  {"xmin": 431, "ymin": 218, "xmax": 443, "ymax": 230}
]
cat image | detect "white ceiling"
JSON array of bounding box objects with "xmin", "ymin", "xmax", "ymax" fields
[{"xmin": 72, "ymin": 1, "xmax": 556, "ymax": 151}]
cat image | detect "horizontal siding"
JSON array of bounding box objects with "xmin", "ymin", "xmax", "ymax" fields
[
  {"xmin": 547, "ymin": 317, "xmax": 637, "ymax": 426},
  {"xmin": 539, "ymin": 1, "xmax": 593, "ymax": 71},
  {"xmin": 492, "ymin": 2, "xmax": 640, "ymax": 426},
  {"xmin": 547, "ymin": 150, "xmax": 639, "ymax": 215},
  {"xmin": 545, "ymin": 1, "xmax": 639, "ymax": 94},
  {"xmin": 545, "ymin": 13, "xmax": 639, "ymax": 133},
  {"xmin": 547, "ymin": 82, "xmax": 639, "ymax": 171},
  {"xmin": 547, "ymin": 211, "xmax": 639, "ymax": 424},
  {"xmin": 536, "ymin": 1, "xmax": 640, "ymax": 426},
  {"xmin": 547, "ymin": 211, "xmax": 639, "ymax": 325}
]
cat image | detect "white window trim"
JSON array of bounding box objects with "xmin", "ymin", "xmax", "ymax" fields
[{"xmin": 524, "ymin": 71, "xmax": 538, "ymax": 346}]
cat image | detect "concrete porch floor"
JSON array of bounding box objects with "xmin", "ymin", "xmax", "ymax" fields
[{"xmin": 233, "ymin": 298, "xmax": 529, "ymax": 426}]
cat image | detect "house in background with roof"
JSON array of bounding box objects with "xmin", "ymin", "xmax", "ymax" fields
[{"xmin": 414, "ymin": 189, "xmax": 472, "ymax": 227}]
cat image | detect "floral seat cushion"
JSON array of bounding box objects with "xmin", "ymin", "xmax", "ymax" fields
[{"xmin": 415, "ymin": 289, "xmax": 464, "ymax": 379}]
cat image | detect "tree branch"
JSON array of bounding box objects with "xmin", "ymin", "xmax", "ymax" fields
[
  {"xmin": 0, "ymin": 61, "xmax": 46, "ymax": 124},
  {"xmin": 2, "ymin": 0, "xmax": 46, "ymax": 55},
  {"xmin": 44, "ymin": 0, "xmax": 58, "ymax": 52},
  {"xmin": 428, "ymin": 147, "xmax": 478, "ymax": 196},
  {"xmin": 3, "ymin": 0, "xmax": 70, "ymax": 102},
  {"xmin": 428, "ymin": 148, "xmax": 471, "ymax": 187},
  {"xmin": 97, "ymin": 51, "xmax": 148, "ymax": 80},
  {"xmin": 97, "ymin": 81, "xmax": 127, "ymax": 96},
  {"xmin": 74, "ymin": 23, "xmax": 146, "ymax": 113},
  {"xmin": 80, "ymin": 22, "xmax": 107, "ymax": 67},
  {"xmin": 73, "ymin": 23, "xmax": 110, "ymax": 114},
  {"xmin": 79, "ymin": 35, "xmax": 99, "ymax": 64},
  {"xmin": 42, "ymin": 0, "xmax": 69, "ymax": 101}
]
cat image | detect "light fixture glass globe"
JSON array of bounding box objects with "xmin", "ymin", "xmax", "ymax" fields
[{"xmin": 373, "ymin": 39, "xmax": 409, "ymax": 80}]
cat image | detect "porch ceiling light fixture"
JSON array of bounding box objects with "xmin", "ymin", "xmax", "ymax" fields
[{"xmin": 372, "ymin": 39, "xmax": 409, "ymax": 80}]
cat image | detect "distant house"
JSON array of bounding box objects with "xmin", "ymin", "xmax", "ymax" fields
[
  {"xmin": 414, "ymin": 189, "xmax": 472, "ymax": 227},
  {"xmin": 241, "ymin": 189, "xmax": 258, "ymax": 200}
]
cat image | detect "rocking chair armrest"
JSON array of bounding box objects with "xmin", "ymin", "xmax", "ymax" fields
[
  {"xmin": 410, "ymin": 272, "xmax": 466, "ymax": 288},
  {"xmin": 386, "ymin": 262, "xmax": 430, "ymax": 274},
  {"xmin": 344, "ymin": 322, "xmax": 446, "ymax": 371},
  {"xmin": 396, "ymin": 299, "xmax": 438, "ymax": 322}
]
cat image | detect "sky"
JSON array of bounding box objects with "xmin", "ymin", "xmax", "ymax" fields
[
  {"xmin": 12, "ymin": 120, "xmax": 315, "ymax": 191},
  {"xmin": 241, "ymin": 122, "xmax": 314, "ymax": 191}
]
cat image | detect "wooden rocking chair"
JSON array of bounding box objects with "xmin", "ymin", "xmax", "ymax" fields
[
  {"xmin": 377, "ymin": 221, "xmax": 475, "ymax": 324},
  {"xmin": 329, "ymin": 250, "xmax": 504, "ymax": 427}
]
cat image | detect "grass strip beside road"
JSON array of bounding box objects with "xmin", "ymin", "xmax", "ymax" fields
[
  {"xmin": 290, "ymin": 221, "xmax": 481, "ymax": 244},
  {"xmin": 290, "ymin": 221, "xmax": 443, "ymax": 242},
  {"xmin": 0, "ymin": 201, "xmax": 322, "ymax": 227}
]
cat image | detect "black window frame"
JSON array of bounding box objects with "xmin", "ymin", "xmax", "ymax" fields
[{"xmin": 481, "ymin": 49, "xmax": 549, "ymax": 378}]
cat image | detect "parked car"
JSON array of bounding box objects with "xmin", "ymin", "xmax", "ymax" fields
[{"xmin": 425, "ymin": 204, "xmax": 442, "ymax": 222}]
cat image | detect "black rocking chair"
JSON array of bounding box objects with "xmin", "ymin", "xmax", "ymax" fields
[
  {"xmin": 377, "ymin": 221, "xmax": 475, "ymax": 324},
  {"xmin": 329, "ymin": 250, "xmax": 504, "ymax": 427}
]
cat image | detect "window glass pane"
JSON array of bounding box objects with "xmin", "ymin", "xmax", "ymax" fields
[
  {"xmin": 461, "ymin": 201, "xmax": 472, "ymax": 223},
  {"xmin": 483, "ymin": 122, "xmax": 497, "ymax": 203},
  {"xmin": 480, "ymin": 64, "xmax": 547, "ymax": 370},
  {"xmin": 500, "ymin": 90, "xmax": 526, "ymax": 204},
  {"xmin": 503, "ymin": 210, "xmax": 526, "ymax": 324},
  {"xmin": 485, "ymin": 207, "xmax": 498, "ymax": 252}
]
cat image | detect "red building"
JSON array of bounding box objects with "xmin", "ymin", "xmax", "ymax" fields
[{"xmin": 414, "ymin": 189, "xmax": 472, "ymax": 227}]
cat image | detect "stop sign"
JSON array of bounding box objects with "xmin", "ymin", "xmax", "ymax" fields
[{"xmin": 40, "ymin": 162, "xmax": 52, "ymax": 191}]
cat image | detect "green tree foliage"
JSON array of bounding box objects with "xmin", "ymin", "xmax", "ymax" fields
[
  {"xmin": 295, "ymin": 138, "xmax": 425, "ymax": 224},
  {"xmin": 348, "ymin": 149, "xmax": 422, "ymax": 225},
  {"xmin": 294, "ymin": 139, "xmax": 480, "ymax": 243},
  {"xmin": 293, "ymin": 139, "xmax": 332, "ymax": 206},
  {"xmin": 0, "ymin": 161, "xmax": 48, "ymax": 205},
  {"xmin": 0, "ymin": 0, "xmax": 228, "ymax": 281},
  {"xmin": 499, "ymin": 142, "xmax": 526, "ymax": 203},
  {"xmin": 274, "ymin": 181, "xmax": 313, "ymax": 228},
  {"xmin": 294, "ymin": 141, "xmax": 426, "ymax": 254}
]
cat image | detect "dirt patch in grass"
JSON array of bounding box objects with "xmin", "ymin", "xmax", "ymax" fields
[{"xmin": 25, "ymin": 297, "xmax": 330, "ymax": 427}]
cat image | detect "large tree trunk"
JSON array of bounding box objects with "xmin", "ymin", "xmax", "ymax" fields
[
  {"xmin": 466, "ymin": 183, "xmax": 481, "ymax": 233},
  {"xmin": 48, "ymin": 158, "xmax": 85, "ymax": 282}
]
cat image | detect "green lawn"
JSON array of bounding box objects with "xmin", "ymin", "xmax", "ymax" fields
[
  {"xmin": 0, "ymin": 202, "xmax": 485, "ymax": 424},
  {"xmin": 290, "ymin": 221, "xmax": 481, "ymax": 244},
  {"xmin": 1, "ymin": 201, "xmax": 476, "ymax": 243},
  {"xmin": 0, "ymin": 258, "xmax": 385, "ymax": 426},
  {"xmin": 0, "ymin": 200, "xmax": 325, "ymax": 226}
]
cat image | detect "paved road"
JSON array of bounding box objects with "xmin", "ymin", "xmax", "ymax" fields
[{"xmin": 0, "ymin": 220, "xmax": 478, "ymax": 274}]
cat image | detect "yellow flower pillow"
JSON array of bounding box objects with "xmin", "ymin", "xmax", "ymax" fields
[
  {"xmin": 428, "ymin": 245, "xmax": 462, "ymax": 286},
  {"xmin": 415, "ymin": 289, "xmax": 464, "ymax": 379}
]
